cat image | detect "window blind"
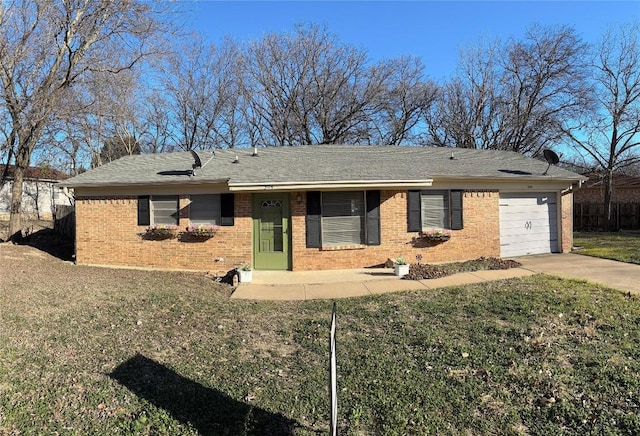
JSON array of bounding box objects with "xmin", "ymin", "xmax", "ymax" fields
[
  {"xmin": 321, "ymin": 192, "xmax": 365, "ymax": 246},
  {"xmin": 190, "ymin": 194, "xmax": 221, "ymax": 225}
]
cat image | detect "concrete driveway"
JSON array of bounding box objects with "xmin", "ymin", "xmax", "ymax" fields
[{"xmin": 517, "ymin": 253, "xmax": 640, "ymax": 294}]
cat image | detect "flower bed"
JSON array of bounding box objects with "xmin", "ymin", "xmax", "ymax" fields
[
  {"xmin": 183, "ymin": 224, "xmax": 219, "ymax": 238},
  {"xmin": 143, "ymin": 224, "xmax": 179, "ymax": 240},
  {"xmin": 404, "ymin": 257, "xmax": 522, "ymax": 280},
  {"xmin": 420, "ymin": 229, "xmax": 452, "ymax": 242}
]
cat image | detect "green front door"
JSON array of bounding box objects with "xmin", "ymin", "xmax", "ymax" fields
[{"xmin": 253, "ymin": 193, "xmax": 290, "ymax": 270}]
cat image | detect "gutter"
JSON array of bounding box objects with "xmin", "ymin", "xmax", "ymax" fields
[
  {"xmin": 58, "ymin": 178, "xmax": 231, "ymax": 189},
  {"xmin": 429, "ymin": 175, "xmax": 587, "ymax": 183},
  {"xmin": 228, "ymin": 179, "xmax": 434, "ymax": 191}
]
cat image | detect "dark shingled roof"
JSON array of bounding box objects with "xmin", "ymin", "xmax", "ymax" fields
[{"xmin": 60, "ymin": 145, "xmax": 585, "ymax": 188}]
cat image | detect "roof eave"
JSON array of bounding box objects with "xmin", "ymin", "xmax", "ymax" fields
[
  {"xmin": 58, "ymin": 178, "xmax": 230, "ymax": 189},
  {"xmin": 228, "ymin": 179, "xmax": 434, "ymax": 191},
  {"xmin": 432, "ymin": 175, "xmax": 587, "ymax": 183}
]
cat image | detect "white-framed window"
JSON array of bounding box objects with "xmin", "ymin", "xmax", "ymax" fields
[
  {"xmin": 189, "ymin": 194, "xmax": 221, "ymax": 225},
  {"xmin": 151, "ymin": 195, "xmax": 178, "ymax": 225}
]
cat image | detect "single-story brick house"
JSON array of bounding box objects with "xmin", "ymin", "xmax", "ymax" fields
[
  {"xmin": 1, "ymin": 165, "xmax": 72, "ymax": 221},
  {"xmin": 573, "ymin": 173, "xmax": 640, "ymax": 203},
  {"xmin": 60, "ymin": 145, "xmax": 586, "ymax": 272}
]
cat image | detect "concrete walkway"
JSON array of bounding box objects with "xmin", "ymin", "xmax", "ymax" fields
[
  {"xmin": 517, "ymin": 253, "xmax": 640, "ymax": 294},
  {"xmin": 230, "ymin": 253, "xmax": 640, "ymax": 301}
]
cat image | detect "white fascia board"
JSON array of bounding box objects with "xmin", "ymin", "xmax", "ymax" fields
[
  {"xmin": 228, "ymin": 179, "xmax": 434, "ymax": 191},
  {"xmin": 59, "ymin": 178, "xmax": 230, "ymax": 189},
  {"xmin": 428, "ymin": 176, "xmax": 583, "ymax": 191}
]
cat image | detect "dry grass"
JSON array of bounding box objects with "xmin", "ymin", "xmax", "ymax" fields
[
  {"xmin": 574, "ymin": 231, "xmax": 640, "ymax": 264},
  {"xmin": 1, "ymin": 242, "xmax": 639, "ymax": 435}
]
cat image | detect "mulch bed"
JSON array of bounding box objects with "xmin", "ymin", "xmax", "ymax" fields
[{"xmin": 404, "ymin": 257, "xmax": 522, "ymax": 280}]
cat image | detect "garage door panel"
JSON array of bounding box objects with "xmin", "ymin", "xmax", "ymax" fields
[
  {"xmin": 507, "ymin": 242, "xmax": 555, "ymax": 255},
  {"xmin": 501, "ymin": 241, "xmax": 557, "ymax": 257},
  {"xmin": 500, "ymin": 212, "xmax": 558, "ymax": 229},
  {"xmin": 501, "ymin": 192, "xmax": 557, "ymax": 200},
  {"xmin": 500, "ymin": 216, "xmax": 557, "ymax": 228},
  {"xmin": 500, "ymin": 220, "xmax": 557, "ymax": 232},
  {"xmin": 499, "ymin": 192, "xmax": 559, "ymax": 257},
  {"xmin": 500, "ymin": 206, "xmax": 557, "ymax": 216},
  {"xmin": 500, "ymin": 208, "xmax": 556, "ymax": 216},
  {"xmin": 500, "ymin": 204, "xmax": 557, "ymax": 213},
  {"xmin": 500, "ymin": 228, "xmax": 557, "ymax": 239},
  {"xmin": 503, "ymin": 230, "xmax": 557, "ymax": 244}
]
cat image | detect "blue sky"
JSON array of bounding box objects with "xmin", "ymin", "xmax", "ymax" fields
[{"xmin": 184, "ymin": 1, "xmax": 639, "ymax": 81}]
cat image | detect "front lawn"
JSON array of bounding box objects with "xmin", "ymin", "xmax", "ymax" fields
[
  {"xmin": 574, "ymin": 231, "xmax": 640, "ymax": 264},
  {"xmin": 1, "ymin": 244, "xmax": 639, "ymax": 435}
]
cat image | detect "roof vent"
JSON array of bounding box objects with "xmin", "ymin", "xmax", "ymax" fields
[
  {"xmin": 252, "ymin": 147, "xmax": 258, "ymax": 157},
  {"xmin": 450, "ymin": 152, "xmax": 455, "ymax": 160},
  {"xmin": 233, "ymin": 155, "xmax": 239, "ymax": 163}
]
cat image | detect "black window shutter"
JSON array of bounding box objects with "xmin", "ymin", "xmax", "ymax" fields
[
  {"xmin": 220, "ymin": 193, "xmax": 234, "ymax": 226},
  {"xmin": 450, "ymin": 190, "xmax": 464, "ymax": 230},
  {"xmin": 306, "ymin": 191, "xmax": 322, "ymax": 248},
  {"xmin": 366, "ymin": 190, "xmax": 381, "ymax": 245},
  {"xmin": 407, "ymin": 190, "xmax": 421, "ymax": 232},
  {"xmin": 137, "ymin": 196, "xmax": 150, "ymax": 226}
]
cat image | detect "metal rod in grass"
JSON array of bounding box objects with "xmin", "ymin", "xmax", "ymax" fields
[{"xmin": 329, "ymin": 301, "xmax": 338, "ymax": 436}]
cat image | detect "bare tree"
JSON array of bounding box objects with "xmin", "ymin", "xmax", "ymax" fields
[
  {"xmin": 365, "ymin": 56, "xmax": 436, "ymax": 145},
  {"xmin": 301, "ymin": 28, "xmax": 390, "ymax": 145},
  {"xmin": 240, "ymin": 24, "xmax": 399, "ymax": 146},
  {"xmin": 93, "ymin": 135, "xmax": 141, "ymax": 167},
  {"xmin": 499, "ymin": 25, "xmax": 592, "ymax": 154},
  {"xmin": 425, "ymin": 40, "xmax": 503, "ymax": 148},
  {"xmin": 426, "ymin": 25, "xmax": 591, "ymax": 155},
  {"xmin": 51, "ymin": 66, "xmax": 147, "ymax": 173},
  {"xmin": 152, "ymin": 36, "xmax": 244, "ymax": 151},
  {"xmin": 142, "ymin": 24, "xmax": 436, "ymax": 150},
  {"xmin": 241, "ymin": 27, "xmax": 310, "ymax": 147},
  {"xmin": 0, "ymin": 0, "xmax": 169, "ymax": 236},
  {"xmin": 140, "ymin": 88, "xmax": 173, "ymax": 154},
  {"xmin": 565, "ymin": 22, "xmax": 640, "ymax": 230}
]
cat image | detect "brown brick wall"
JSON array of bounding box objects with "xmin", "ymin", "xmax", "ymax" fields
[
  {"xmin": 76, "ymin": 188, "xmax": 573, "ymax": 272},
  {"xmin": 75, "ymin": 194, "xmax": 252, "ymax": 273},
  {"xmin": 291, "ymin": 190, "xmax": 501, "ymax": 270},
  {"xmin": 574, "ymin": 187, "xmax": 640, "ymax": 203},
  {"xmin": 561, "ymin": 190, "xmax": 573, "ymax": 252}
]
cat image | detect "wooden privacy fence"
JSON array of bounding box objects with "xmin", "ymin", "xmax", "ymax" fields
[
  {"xmin": 54, "ymin": 205, "xmax": 75, "ymax": 239},
  {"xmin": 574, "ymin": 202, "xmax": 640, "ymax": 231}
]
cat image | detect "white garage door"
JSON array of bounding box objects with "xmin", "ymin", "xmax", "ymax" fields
[{"xmin": 499, "ymin": 192, "xmax": 559, "ymax": 257}]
